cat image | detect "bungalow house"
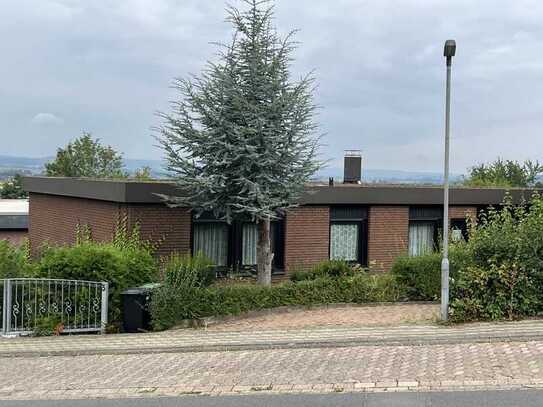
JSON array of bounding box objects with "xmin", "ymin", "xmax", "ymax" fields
[
  {"xmin": 21, "ymin": 156, "xmax": 536, "ymax": 277},
  {"xmin": 0, "ymin": 199, "xmax": 29, "ymax": 245}
]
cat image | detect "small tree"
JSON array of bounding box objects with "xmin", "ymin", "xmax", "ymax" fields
[
  {"xmin": 1, "ymin": 174, "xmax": 28, "ymax": 199},
  {"xmin": 463, "ymin": 158, "xmax": 543, "ymax": 188},
  {"xmin": 133, "ymin": 166, "xmax": 153, "ymax": 180},
  {"xmin": 158, "ymin": 0, "xmax": 321, "ymax": 285},
  {"xmin": 45, "ymin": 133, "xmax": 126, "ymax": 178}
]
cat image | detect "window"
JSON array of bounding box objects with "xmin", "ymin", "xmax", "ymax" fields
[
  {"xmin": 330, "ymin": 223, "xmax": 359, "ymax": 261},
  {"xmin": 192, "ymin": 213, "xmax": 285, "ymax": 273},
  {"xmin": 241, "ymin": 221, "xmax": 285, "ymax": 269},
  {"xmin": 408, "ymin": 221, "xmax": 436, "ymax": 256},
  {"xmin": 193, "ymin": 222, "xmax": 229, "ymax": 266},
  {"xmin": 329, "ymin": 207, "xmax": 367, "ymax": 264},
  {"xmin": 408, "ymin": 207, "xmax": 442, "ymax": 257},
  {"xmin": 451, "ymin": 219, "xmax": 468, "ymax": 242},
  {"xmin": 242, "ymin": 223, "xmax": 257, "ymax": 265}
]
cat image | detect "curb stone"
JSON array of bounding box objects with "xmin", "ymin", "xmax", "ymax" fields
[{"xmin": 1, "ymin": 381, "xmax": 541, "ymax": 401}]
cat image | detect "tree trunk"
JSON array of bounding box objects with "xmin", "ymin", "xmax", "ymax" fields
[{"xmin": 256, "ymin": 217, "xmax": 274, "ymax": 286}]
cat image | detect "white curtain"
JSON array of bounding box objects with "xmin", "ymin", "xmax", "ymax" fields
[
  {"xmin": 408, "ymin": 222, "xmax": 435, "ymax": 256},
  {"xmin": 193, "ymin": 223, "xmax": 228, "ymax": 266},
  {"xmin": 330, "ymin": 223, "xmax": 359, "ymax": 261},
  {"xmin": 242, "ymin": 223, "xmax": 258, "ymax": 265}
]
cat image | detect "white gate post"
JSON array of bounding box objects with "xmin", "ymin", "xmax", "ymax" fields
[
  {"xmin": 100, "ymin": 282, "xmax": 109, "ymax": 334},
  {"xmin": 2, "ymin": 280, "xmax": 11, "ymax": 335},
  {"xmin": 2, "ymin": 280, "xmax": 6, "ymax": 335}
]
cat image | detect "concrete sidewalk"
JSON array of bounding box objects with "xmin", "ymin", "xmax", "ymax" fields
[{"xmin": 2, "ymin": 319, "xmax": 543, "ymax": 357}]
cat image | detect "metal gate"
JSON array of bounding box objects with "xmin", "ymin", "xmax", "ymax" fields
[{"xmin": 1, "ymin": 278, "xmax": 108, "ymax": 336}]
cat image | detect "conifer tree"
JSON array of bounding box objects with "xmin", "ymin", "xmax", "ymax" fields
[{"xmin": 158, "ymin": 0, "xmax": 321, "ymax": 285}]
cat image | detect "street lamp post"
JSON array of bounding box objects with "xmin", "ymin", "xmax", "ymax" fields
[{"xmin": 441, "ymin": 39, "xmax": 456, "ymax": 321}]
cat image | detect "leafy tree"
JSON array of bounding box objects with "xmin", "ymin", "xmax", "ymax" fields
[
  {"xmin": 133, "ymin": 166, "xmax": 153, "ymax": 180},
  {"xmin": 1, "ymin": 174, "xmax": 28, "ymax": 199},
  {"xmin": 45, "ymin": 133, "xmax": 126, "ymax": 178},
  {"xmin": 463, "ymin": 158, "xmax": 543, "ymax": 188},
  {"xmin": 157, "ymin": 0, "xmax": 321, "ymax": 285}
]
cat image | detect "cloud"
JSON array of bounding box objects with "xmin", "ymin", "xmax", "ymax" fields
[
  {"xmin": 1, "ymin": 0, "xmax": 543, "ymax": 174},
  {"xmin": 31, "ymin": 113, "xmax": 64, "ymax": 125}
]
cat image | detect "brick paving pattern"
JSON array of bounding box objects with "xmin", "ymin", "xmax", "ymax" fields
[
  {"xmin": 3, "ymin": 306, "xmax": 543, "ymax": 401},
  {"xmin": 207, "ymin": 303, "xmax": 439, "ymax": 331},
  {"xmin": 4, "ymin": 318, "xmax": 543, "ymax": 357},
  {"xmin": 2, "ymin": 341, "xmax": 543, "ymax": 400}
]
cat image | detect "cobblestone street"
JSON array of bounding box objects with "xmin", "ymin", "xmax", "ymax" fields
[{"xmin": 2, "ymin": 340, "xmax": 543, "ymax": 400}]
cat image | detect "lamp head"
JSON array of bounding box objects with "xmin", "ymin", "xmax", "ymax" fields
[{"xmin": 444, "ymin": 40, "xmax": 456, "ymax": 58}]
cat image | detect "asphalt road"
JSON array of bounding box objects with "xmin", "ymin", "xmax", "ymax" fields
[{"xmin": 3, "ymin": 390, "xmax": 543, "ymax": 407}]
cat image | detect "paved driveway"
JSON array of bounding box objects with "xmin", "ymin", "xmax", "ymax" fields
[{"xmin": 206, "ymin": 303, "xmax": 439, "ymax": 331}]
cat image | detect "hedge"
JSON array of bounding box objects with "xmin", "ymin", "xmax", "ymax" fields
[
  {"xmin": 35, "ymin": 241, "xmax": 158, "ymax": 324},
  {"xmin": 289, "ymin": 259, "xmax": 356, "ymax": 282},
  {"xmin": 390, "ymin": 253, "xmax": 442, "ymax": 301},
  {"xmin": 150, "ymin": 273, "xmax": 404, "ymax": 330}
]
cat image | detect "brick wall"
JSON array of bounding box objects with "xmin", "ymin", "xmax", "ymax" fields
[
  {"xmin": 29, "ymin": 193, "xmax": 121, "ymax": 254},
  {"xmin": 28, "ymin": 193, "xmax": 192, "ymax": 258},
  {"xmin": 0, "ymin": 230, "xmax": 28, "ymax": 245},
  {"xmin": 284, "ymin": 206, "xmax": 329, "ymax": 272},
  {"xmin": 368, "ymin": 206, "xmax": 409, "ymax": 272},
  {"xmin": 124, "ymin": 204, "xmax": 191, "ymax": 257},
  {"xmin": 449, "ymin": 206, "xmax": 477, "ymax": 222}
]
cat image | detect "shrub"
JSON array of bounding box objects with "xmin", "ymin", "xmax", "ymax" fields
[
  {"xmin": 151, "ymin": 272, "xmax": 404, "ymax": 330},
  {"xmin": 0, "ymin": 239, "xmax": 33, "ymax": 279},
  {"xmin": 445, "ymin": 193, "xmax": 543, "ymax": 321},
  {"xmin": 290, "ymin": 259, "xmax": 356, "ymax": 282},
  {"xmin": 162, "ymin": 252, "xmax": 215, "ymax": 289},
  {"xmin": 391, "ymin": 253, "xmax": 442, "ymax": 301},
  {"xmin": 391, "ymin": 245, "xmax": 468, "ymax": 301},
  {"xmin": 33, "ymin": 315, "xmax": 63, "ymax": 337},
  {"xmin": 35, "ymin": 241, "xmax": 158, "ymax": 324},
  {"xmin": 450, "ymin": 260, "xmax": 538, "ymax": 322}
]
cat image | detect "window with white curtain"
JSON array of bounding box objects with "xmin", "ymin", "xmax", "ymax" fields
[
  {"xmin": 330, "ymin": 223, "xmax": 359, "ymax": 261},
  {"xmin": 193, "ymin": 222, "xmax": 229, "ymax": 266},
  {"xmin": 408, "ymin": 221, "xmax": 435, "ymax": 256},
  {"xmin": 242, "ymin": 223, "xmax": 257, "ymax": 265}
]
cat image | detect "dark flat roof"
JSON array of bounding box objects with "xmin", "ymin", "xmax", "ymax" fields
[
  {"xmin": 0, "ymin": 215, "xmax": 28, "ymax": 230},
  {"xmin": 22, "ymin": 176, "xmax": 541, "ymax": 206}
]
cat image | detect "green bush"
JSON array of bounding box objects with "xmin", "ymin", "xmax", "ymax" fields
[
  {"xmin": 391, "ymin": 253, "xmax": 442, "ymax": 301},
  {"xmin": 162, "ymin": 252, "xmax": 215, "ymax": 289},
  {"xmin": 391, "ymin": 245, "xmax": 468, "ymax": 301},
  {"xmin": 450, "ymin": 261, "xmax": 538, "ymax": 322},
  {"xmin": 290, "ymin": 259, "xmax": 356, "ymax": 282},
  {"xmin": 447, "ymin": 193, "xmax": 543, "ymax": 321},
  {"xmin": 35, "ymin": 241, "xmax": 158, "ymax": 324},
  {"xmin": 33, "ymin": 315, "xmax": 63, "ymax": 337},
  {"xmin": 151, "ymin": 273, "xmax": 404, "ymax": 330},
  {"xmin": 0, "ymin": 240, "xmax": 33, "ymax": 279}
]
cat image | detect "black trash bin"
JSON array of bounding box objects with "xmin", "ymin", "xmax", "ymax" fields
[{"xmin": 121, "ymin": 283, "xmax": 161, "ymax": 333}]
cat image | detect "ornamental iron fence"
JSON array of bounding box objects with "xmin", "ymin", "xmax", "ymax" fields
[{"xmin": 1, "ymin": 278, "xmax": 108, "ymax": 336}]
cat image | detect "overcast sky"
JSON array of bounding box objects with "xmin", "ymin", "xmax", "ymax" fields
[{"xmin": 2, "ymin": 0, "xmax": 543, "ymax": 173}]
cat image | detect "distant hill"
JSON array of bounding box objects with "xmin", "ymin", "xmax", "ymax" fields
[
  {"xmin": 317, "ymin": 166, "xmax": 462, "ymax": 184},
  {"xmin": 0, "ymin": 154, "xmax": 460, "ymax": 184},
  {"xmin": 0, "ymin": 155, "xmax": 169, "ymax": 179}
]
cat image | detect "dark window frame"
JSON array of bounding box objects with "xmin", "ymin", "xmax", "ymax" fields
[
  {"xmin": 191, "ymin": 213, "xmax": 285, "ymax": 275},
  {"xmin": 450, "ymin": 218, "xmax": 469, "ymax": 241},
  {"xmin": 191, "ymin": 219, "xmax": 230, "ymax": 272},
  {"xmin": 329, "ymin": 206, "xmax": 368, "ymax": 266},
  {"xmin": 408, "ymin": 206, "xmax": 443, "ymax": 255}
]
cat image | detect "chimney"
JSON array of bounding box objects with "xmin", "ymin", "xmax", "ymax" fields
[{"xmin": 343, "ymin": 150, "xmax": 362, "ymax": 184}]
